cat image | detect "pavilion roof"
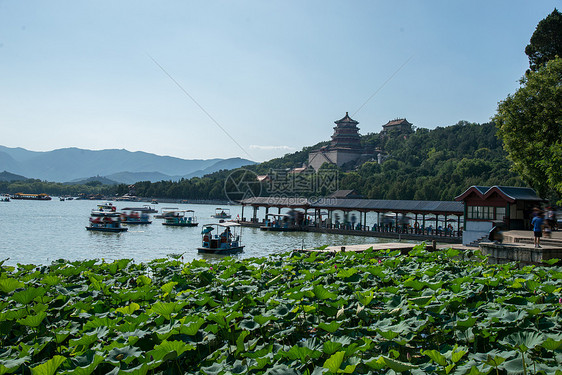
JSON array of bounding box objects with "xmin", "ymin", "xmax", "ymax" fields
[
  {"xmin": 240, "ymin": 197, "xmax": 463, "ymax": 215},
  {"xmin": 455, "ymin": 185, "xmax": 543, "ymax": 203}
]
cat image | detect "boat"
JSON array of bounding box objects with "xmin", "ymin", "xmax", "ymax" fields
[
  {"xmin": 1, "ymin": 195, "xmax": 10, "ymax": 202},
  {"xmin": 198, "ymin": 222, "xmax": 244, "ymax": 254},
  {"xmin": 120, "ymin": 208, "xmax": 152, "ymax": 224},
  {"xmin": 12, "ymin": 193, "xmax": 52, "ymax": 201},
  {"xmin": 162, "ymin": 210, "xmax": 198, "ymax": 227},
  {"xmin": 96, "ymin": 202, "xmax": 117, "ymax": 212},
  {"xmin": 154, "ymin": 207, "xmax": 179, "ymax": 219},
  {"xmin": 141, "ymin": 204, "xmax": 158, "ymax": 213},
  {"xmin": 151, "ymin": 200, "xmax": 159, "ymax": 204},
  {"xmin": 211, "ymin": 208, "xmax": 231, "ymax": 219},
  {"xmin": 86, "ymin": 211, "xmax": 128, "ymax": 232},
  {"xmin": 260, "ymin": 213, "xmax": 303, "ymax": 231}
]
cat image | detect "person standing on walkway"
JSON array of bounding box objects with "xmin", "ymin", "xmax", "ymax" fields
[{"xmin": 531, "ymin": 211, "xmax": 545, "ymax": 248}]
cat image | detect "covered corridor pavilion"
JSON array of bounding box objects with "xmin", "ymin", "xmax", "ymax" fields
[{"xmin": 239, "ymin": 197, "xmax": 464, "ymax": 242}]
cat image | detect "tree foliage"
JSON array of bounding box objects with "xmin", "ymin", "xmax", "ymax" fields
[
  {"xmin": 342, "ymin": 121, "xmax": 523, "ymax": 200},
  {"xmin": 525, "ymin": 8, "xmax": 562, "ymax": 72},
  {"xmin": 494, "ymin": 57, "xmax": 562, "ymax": 198}
]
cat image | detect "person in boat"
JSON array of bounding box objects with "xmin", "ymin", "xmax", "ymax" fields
[{"xmin": 220, "ymin": 227, "xmax": 232, "ymax": 243}]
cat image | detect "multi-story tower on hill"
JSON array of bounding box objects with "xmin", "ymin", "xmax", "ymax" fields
[
  {"xmin": 330, "ymin": 112, "xmax": 362, "ymax": 150},
  {"xmin": 308, "ymin": 112, "xmax": 372, "ymax": 170}
]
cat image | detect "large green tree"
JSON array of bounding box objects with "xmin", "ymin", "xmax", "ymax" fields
[
  {"xmin": 525, "ymin": 9, "xmax": 562, "ymax": 72},
  {"xmin": 494, "ymin": 57, "xmax": 562, "ymax": 198}
]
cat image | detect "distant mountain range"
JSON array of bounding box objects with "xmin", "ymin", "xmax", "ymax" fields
[{"xmin": 0, "ymin": 146, "xmax": 255, "ymax": 183}]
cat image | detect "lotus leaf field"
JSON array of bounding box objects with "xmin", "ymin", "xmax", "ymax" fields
[{"xmin": 1, "ymin": 245, "xmax": 562, "ymax": 374}]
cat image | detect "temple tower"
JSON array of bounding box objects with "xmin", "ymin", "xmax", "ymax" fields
[{"xmin": 330, "ymin": 112, "xmax": 361, "ymax": 150}]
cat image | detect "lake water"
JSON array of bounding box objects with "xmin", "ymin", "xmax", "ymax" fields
[{"xmin": 0, "ymin": 199, "xmax": 407, "ymax": 266}]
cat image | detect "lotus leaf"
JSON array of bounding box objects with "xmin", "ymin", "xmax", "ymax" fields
[
  {"xmin": 313, "ymin": 285, "xmax": 337, "ymax": 300},
  {"xmin": 30, "ymin": 355, "xmax": 66, "ymax": 375},
  {"xmin": 17, "ymin": 311, "xmax": 47, "ymax": 328},
  {"xmin": 500, "ymin": 331, "xmax": 545, "ymax": 352},
  {"xmin": 381, "ymin": 355, "xmax": 419, "ymax": 372},
  {"xmin": 318, "ymin": 321, "xmax": 341, "ymax": 333},
  {"xmin": 149, "ymin": 301, "xmax": 183, "ymax": 320},
  {"xmin": 0, "ymin": 278, "xmax": 24, "ymax": 294},
  {"xmin": 106, "ymin": 346, "xmax": 143, "ymax": 365},
  {"xmin": 115, "ymin": 303, "xmax": 140, "ymax": 315},
  {"xmin": 423, "ymin": 349, "xmax": 448, "ymax": 366},
  {"xmin": 12, "ymin": 287, "xmax": 46, "ymax": 305},
  {"xmin": 323, "ymin": 351, "xmax": 345, "ymax": 373}
]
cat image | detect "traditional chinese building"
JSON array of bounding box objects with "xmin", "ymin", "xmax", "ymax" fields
[
  {"xmin": 455, "ymin": 185, "xmax": 544, "ymax": 245},
  {"xmin": 380, "ymin": 118, "xmax": 413, "ymax": 136},
  {"xmin": 308, "ymin": 112, "xmax": 373, "ymax": 170}
]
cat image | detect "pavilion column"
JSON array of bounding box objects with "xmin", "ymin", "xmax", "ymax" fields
[
  {"xmin": 458, "ymin": 215, "xmax": 461, "ymax": 236},
  {"xmin": 278, "ymin": 207, "xmax": 281, "ymax": 214},
  {"xmin": 415, "ymin": 213, "xmax": 418, "ymax": 234},
  {"xmin": 444, "ymin": 214, "xmax": 448, "ymax": 236},
  {"xmin": 422, "ymin": 214, "xmax": 426, "ymax": 234},
  {"xmin": 395, "ymin": 212, "xmax": 399, "ymax": 233},
  {"xmin": 253, "ymin": 206, "xmax": 258, "ymax": 222},
  {"xmin": 241, "ymin": 205, "xmax": 245, "ymax": 222},
  {"xmin": 435, "ymin": 215, "xmax": 439, "ymax": 236}
]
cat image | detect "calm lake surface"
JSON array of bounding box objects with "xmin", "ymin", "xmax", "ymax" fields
[{"xmin": 0, "ymin": 199, "xmax": 409, "ymax": 266}]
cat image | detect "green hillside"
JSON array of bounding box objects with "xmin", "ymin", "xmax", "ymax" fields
[
  {"xmin": 340, "ymin": 121, "xmax": 524, "ymax": 200},
  {"xmin": 242, "ymin": 120, "xmax": 523, "ymax": 201}
]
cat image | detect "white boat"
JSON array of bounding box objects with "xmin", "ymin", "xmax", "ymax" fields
[{"xmin": 154, "ymin": 207, "xmax": 179, "ymax": 219}]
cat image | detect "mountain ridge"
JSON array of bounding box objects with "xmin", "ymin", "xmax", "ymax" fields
[{"xmin": 0, "ymin": 146, "xmax": 255, "ymax": 183}]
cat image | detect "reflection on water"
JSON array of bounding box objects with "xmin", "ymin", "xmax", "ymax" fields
[{"xmin": 0, "ymin": 199, "xmax": 411, "ymax": 266}]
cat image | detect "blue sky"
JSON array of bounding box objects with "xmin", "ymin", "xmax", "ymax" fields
[{"xmin": 0, "ymin": 1, "xmax": 559, "ymax": 162}]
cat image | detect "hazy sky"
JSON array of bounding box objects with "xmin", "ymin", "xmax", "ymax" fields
[{"xmin": 0, "ymin": 1, "xmax": 559, "ymax": 162}]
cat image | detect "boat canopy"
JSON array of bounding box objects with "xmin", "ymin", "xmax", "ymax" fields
[{"xmin": 202, "ymin": 222, "xmax": 240, "ymax": 228}]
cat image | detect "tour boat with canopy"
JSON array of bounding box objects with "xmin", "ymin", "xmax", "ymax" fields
[
  {"xmin": 198, "ymin": 222, "xmax": 244, "ymax": 254},
  {"xmin": 162, "ymin": 210, "xmax": 198, "ymax": 227},
  {"xmin": 86, "ymin": 210, "xmax": 127, "ymax": 233},
  {"xmin": 120, "ymin": 207, "xmax": 152, "ymax": 224}
]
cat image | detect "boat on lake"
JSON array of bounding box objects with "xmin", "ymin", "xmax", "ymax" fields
[
  {"xmin": 198, "ymin": 222, "xmax": 244, "ymax": 254},
  {"xmin": 96, "ymin": 202, "xmax": 117, "ymax": 212},
  {"xmin": 141, "ymin": 204, "xmax": 158, "ymax": 213},
  {"xmin": 154, "ymin": 207, "xmax": 179, "ymax": 219},
  {"xmin": 12, "ymin": 193, "xmax": 51, "ymax": 201},
  {"xmin": 86, "ymin": 211, "xmax": 128, "ymax": 233},
  {"xmin": 260, "ymin": 213, "xmax": 304, "ymax": 232},
  {"xmin": 211, "ymin": 208, "xmax": 231, "ymax": 219},
  {"xmin": 1, "ymin": 194, "xmax": 10, "ymax": 202},
  {"xmin": 162, "ymin": 210, "xmax": 198, "ymax": 227},
  {"xmin": 120, "ymin": 208, "xmax": 152, "ymax": 224}
]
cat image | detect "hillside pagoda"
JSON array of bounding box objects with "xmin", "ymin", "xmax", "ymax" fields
[
  {"xmin": 330, "ymin": 112, "xmax": 362, "ymax": 150},
  {"xmin": 308, "ymin": 112, "xmax": 372, "ymax": 170}
]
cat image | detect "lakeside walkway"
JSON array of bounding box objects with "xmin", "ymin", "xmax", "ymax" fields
[
  {"xmin": 238, "ymin": 220, "xmax": 462, "ymax": 244},
  {"xmin": 300, "ymin": 229, "xmax": 562, "ymax": 266}
]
